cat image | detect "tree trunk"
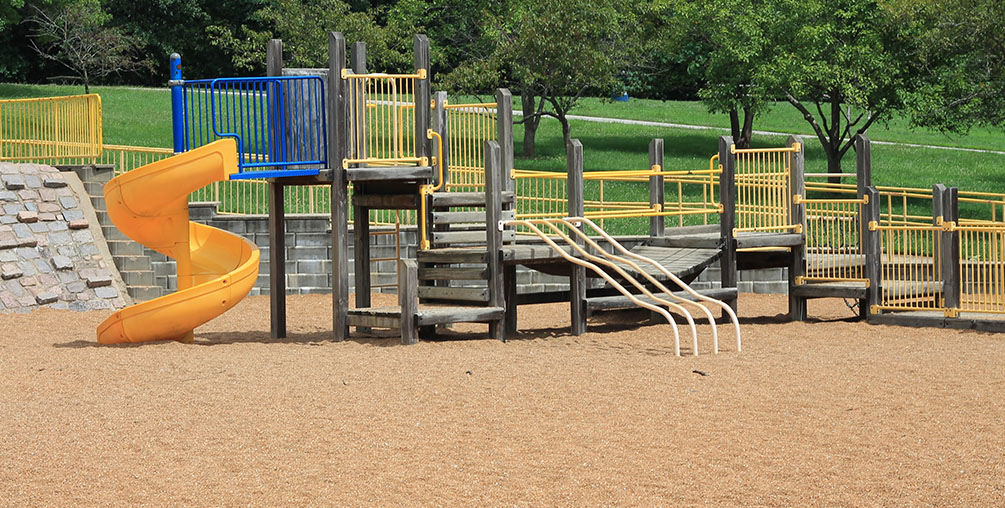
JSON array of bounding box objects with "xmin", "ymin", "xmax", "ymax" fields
[
  {"xmin": 827, "ymin": 149, "xmax": 843, "ymax": 186},
  {"xmin": 558, "ymin": 114, "xmax": 572, "ymax": 150},
  {"xmin": 729, "ymin": 107, "xmax": 755, "ymax": 149},
  {"xmin": 521, "ymin": 92, "xmax": 539, "ymax": 158}
]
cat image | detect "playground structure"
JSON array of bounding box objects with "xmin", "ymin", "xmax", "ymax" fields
[{"xmin": 4, "ymin": 31, "xmax": 1005, "ymax": 348}]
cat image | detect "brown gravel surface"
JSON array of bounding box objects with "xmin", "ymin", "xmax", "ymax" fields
[{"xmin": 2, "ymin": 293, "xmax": 1003, "ymax": 507}]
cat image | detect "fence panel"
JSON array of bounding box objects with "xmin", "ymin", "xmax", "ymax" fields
[
  {"xmin": 444, "ymin": 102, "xmax": 495, "ymax": 192},
  {"xmin": 799, "ymin": 197, "xmax": 869, "ymax": 284},
  {"xmin": 180, "ymin": 76, "xmax": 327, "ymax": 176},
  {"xmin": 872, "ymin": 222, "xmax": 944, "ymax": 312},
  {"xmin": 957, "ymin": 225, "xmax": 1005, "ymax": 314},
  {"xmin": 732, "ymin": 145, "xmax": 799, "ymax": 234},
  {"xmin": 0, "ymin": 94, "xmax": 102, "ymax": 161},
  {"xmin": 344, "ymin": 72, "xmax": 422, "ymax": 168}
]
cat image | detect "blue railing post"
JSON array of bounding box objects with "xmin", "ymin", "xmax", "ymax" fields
[
  {"xmin": 169, "ymin": 53, "xmax": 184, "ymax": 154},
  {"xmin": 168, "ymin": 54, "xmax": 184, "ymax": 152}
]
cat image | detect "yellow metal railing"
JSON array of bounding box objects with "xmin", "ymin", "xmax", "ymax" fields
[
  {"xmin": 731, "ymin": 144, "xmax": 801, "ymax": 235},
  {"xmin": 444, "ymin": 101, "xmax": 496, "ymax": 193},
  {"xmin": 795, "ymin": 194, "xmax": 869, "ymax": 285},
  {"xmin": 869, "ymin": 220, "xmax": 945, "ymax": 314},
  {"xmin": 955, "ymin": 223, "xmax": 1005, "ymax": 314},
  {"xmin": 343, "ymin": 71, "xmax": 425, "ymax": 168},
  {"xmin": 512, "ymin": 166, "xmax": 722, "ymax": 234},
  {"xmin": 0, "ymin": 94, "xmax": 103, "ymax": 161}
]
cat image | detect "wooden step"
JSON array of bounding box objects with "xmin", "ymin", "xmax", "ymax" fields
[
  {"xmin": 418, "ymin": 267, "xmax": 488, "ymax": 281},
  {"xmin": 432, "ymin": 209, "xmax": 515, "ymax": 225},
  {"xmin": 431, "ymin": 229, "xmax": 516, "ymax": 246},
  {"xmin": 418, "ymin": 285, "xmax": 489, "ymax": 303},
  {"xmin": 430, "ymin": 191, "xmax": 514, "ymax": 208},
  {"xmin": 418, "ymin": 247, "xmax": 488, "ymax": 264},
  {"xmin": 346, "ymin": 166, "xmax": 433, "ymax": 182}
]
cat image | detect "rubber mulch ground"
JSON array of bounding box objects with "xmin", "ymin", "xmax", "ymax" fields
[{"xmin": 2, "ymin": 293, "xmax": 1003, "ymax": 506}]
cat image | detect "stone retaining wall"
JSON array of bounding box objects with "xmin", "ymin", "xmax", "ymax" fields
[{"xmin": 1, "ymin": 163, "xmax": 128, "ymax": 312}]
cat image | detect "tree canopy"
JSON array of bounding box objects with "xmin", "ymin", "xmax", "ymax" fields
[{"xmin": 0, "ymin": 0, "xmax": 1001, "ymax": 159}]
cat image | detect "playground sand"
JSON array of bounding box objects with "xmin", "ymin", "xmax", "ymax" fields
[{"xmin": 1, "ymin": 294, "xmax": 1003, "ymax": 507}]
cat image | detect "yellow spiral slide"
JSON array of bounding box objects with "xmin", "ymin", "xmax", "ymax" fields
[{"xmin": 96, "ymin": 139, "xmax": 260, "ymax": 344}]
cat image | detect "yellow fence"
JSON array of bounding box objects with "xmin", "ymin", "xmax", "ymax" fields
[
  {"xmin": 0, "ymin": 94, "xmax": 103, "ymax": 161},
  {"xmin": 797, "ymin": 195, "xmax": 869, "ymax": 285},
  {"xmin": 512, "ymin": 165, "xmax": 722, "ymax": 234},
  {"xmin": 956, "ymin": 224, "xmax": 1005, "ymax": 314},
  {"xmin": 443, "ymin": 101, "xmax": 495, "ymax": 193},
  {"xmin": 343, "ymin": 71, "xmax": 423, "ymax": 168},
  {"xmin": 870, "ymin": 221, "xmax": 945, "ymax": 313},
  {"xmin": 732, "ymin": 144, "xmax": 800, "ymax": 234}
]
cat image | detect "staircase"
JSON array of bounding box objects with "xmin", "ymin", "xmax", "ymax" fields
[
  {"xmin": 417, "ymin": 190, "xmax": 514, "ymax": 303},
  {"xmin": 80, "ymin": 171, "xmax": 164, "ymax": 302}
]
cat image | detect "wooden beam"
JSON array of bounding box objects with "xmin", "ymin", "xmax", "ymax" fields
[
  {"xmin": 328, "ymin": 31, "xmax": 349, "ymax": 341},
  {"xmin": 942, "ymin": 186, "xmax": 961, "ymax": 311},
  {"xmin": 413, "ymin": 34, "xmax": 431, "ymax": 164},
  {"xmin": 864, "ymin": 186, "xmax": 881, "ymax": 315},
  {"xmin": 485, "ymin": 140, "xmax": 505, "ymax": 340},
  {"xmin": 496, "ymin": 88, "xmax": 514, "ymax": 194},
  {"xmin": 399, "ymin": 259, "xmax": 418, "ymax": 344},
  {"xmin": 718, "ymin": 136, "xmax": 738, "ymax": 314},
  {"xmin": 567, "ymin": 139, "xmax": 587, "ymax": 335},
  {"xmin": 787, "ymin": 135, "xmax": 807, "ymax": 321},
  {"xmin": 268, "ymin": 181, "xmax": 286, "ymax": 339},
  {"xmin": 649, "ymin": 138, "xmax": 665, "ymax": 238}
]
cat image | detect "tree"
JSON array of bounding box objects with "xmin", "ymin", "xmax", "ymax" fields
[
  {"xmin": 443, "ymin": 0, "xmax": 636, "ymax": 156},
  {"xmin": 661, "ymin": 0, "xmax": 775, "ymax": 149},
  {"xmin": 758, "ymin": 0, "xmax": 913, "ymax": 176},
  {"xmin": 25, "ymin": 2, "xmax": 149, "ymax": 93},
  {"xmin": 207, "ymin": 0, "xmax": 416, "ymax": 73},
  {"xmin": 897, "ymin": 0, "xmax": 1005, "ymax": 132}
]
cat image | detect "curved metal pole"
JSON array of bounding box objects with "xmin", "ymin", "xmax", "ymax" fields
[
  {"xmin": 547, "ymin": 218, "xmax": 715, "ymax": 354},
  {"xmin": 508, "ymin": 219, "xmax": 682, "ymax": 356},
  {"xmin": 533, "ymin": 219, "xmax": 700, "ymax": 355},
  {"xmin": 570, "ymin": 217, "xmax": 742, "ymax": 352}
]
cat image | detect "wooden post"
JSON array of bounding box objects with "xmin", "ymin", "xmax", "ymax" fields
[
  {"xmin": 933, "ymin": 184, "xmax": 946, "ymax": 227},
  {"xmin": 268, "ymin": 180, "xmax": 287, "ymax": 338},
  {"xmin": 568, "ymin": 139, "xmax": 587, "ymax": 335},
  {"xmin": 398, "ymin": 258, "xmax": 418, "ymax": 345},
  {"xmin": 855, "ymin": 135, "xmax": 872, "ymax": 197},
  {"xmin": 649, "ymin": 138, "xmax": 665, "ymax": 238},
  {"xmin": 788, "ymin": 135, "xmax": 807, "ymax": 320},
  {"xmin": 485, "ymin": 140, "xmax": 505, "ymax": 340},
  {"xmin": 266, "ymin": 39, "xmax": 287, "ymax": 339},
  {"xmin": 433, "ymin": 91, "xmax": 449, "ymax": 188},
  {"xmin": 497, "ymin": 88, "xmax": 517, "ymax": 334},
  {"xmin": 329, "ymin": 32, "xmax": 349, "ymax": 341},
  {"xmin": 496, "ymin": 88, "xmax": 514, "ymax": 194},
  {"xmin": 855, "ymin": 135, "xmax": 872, "ymax": 268},
  {"xmin": 350, "ymin": 42, "xmax": 371, "ymax": 326},
  {"xmin": 943, "ymin": 187, "xmax": 961, "ymax": 313},
  {"xmin": 267, "ymin": 39, "xmax": 283, "ymax": 77},
  {"xmin": 864, "ymin": 186, "xmax": 881, "ymax": 316},
  {"xmin": 718, "ymin": 136, "xmax": 738, "ymax": 314},
  {"xmin": 413, "ymin": 35, "xmax": 431, "ymax": 165}
]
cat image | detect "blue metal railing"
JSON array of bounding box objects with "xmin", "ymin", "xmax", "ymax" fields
[{"xmin": 174, "ymin": 73, "xmax": 327, "ymax": 179}]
